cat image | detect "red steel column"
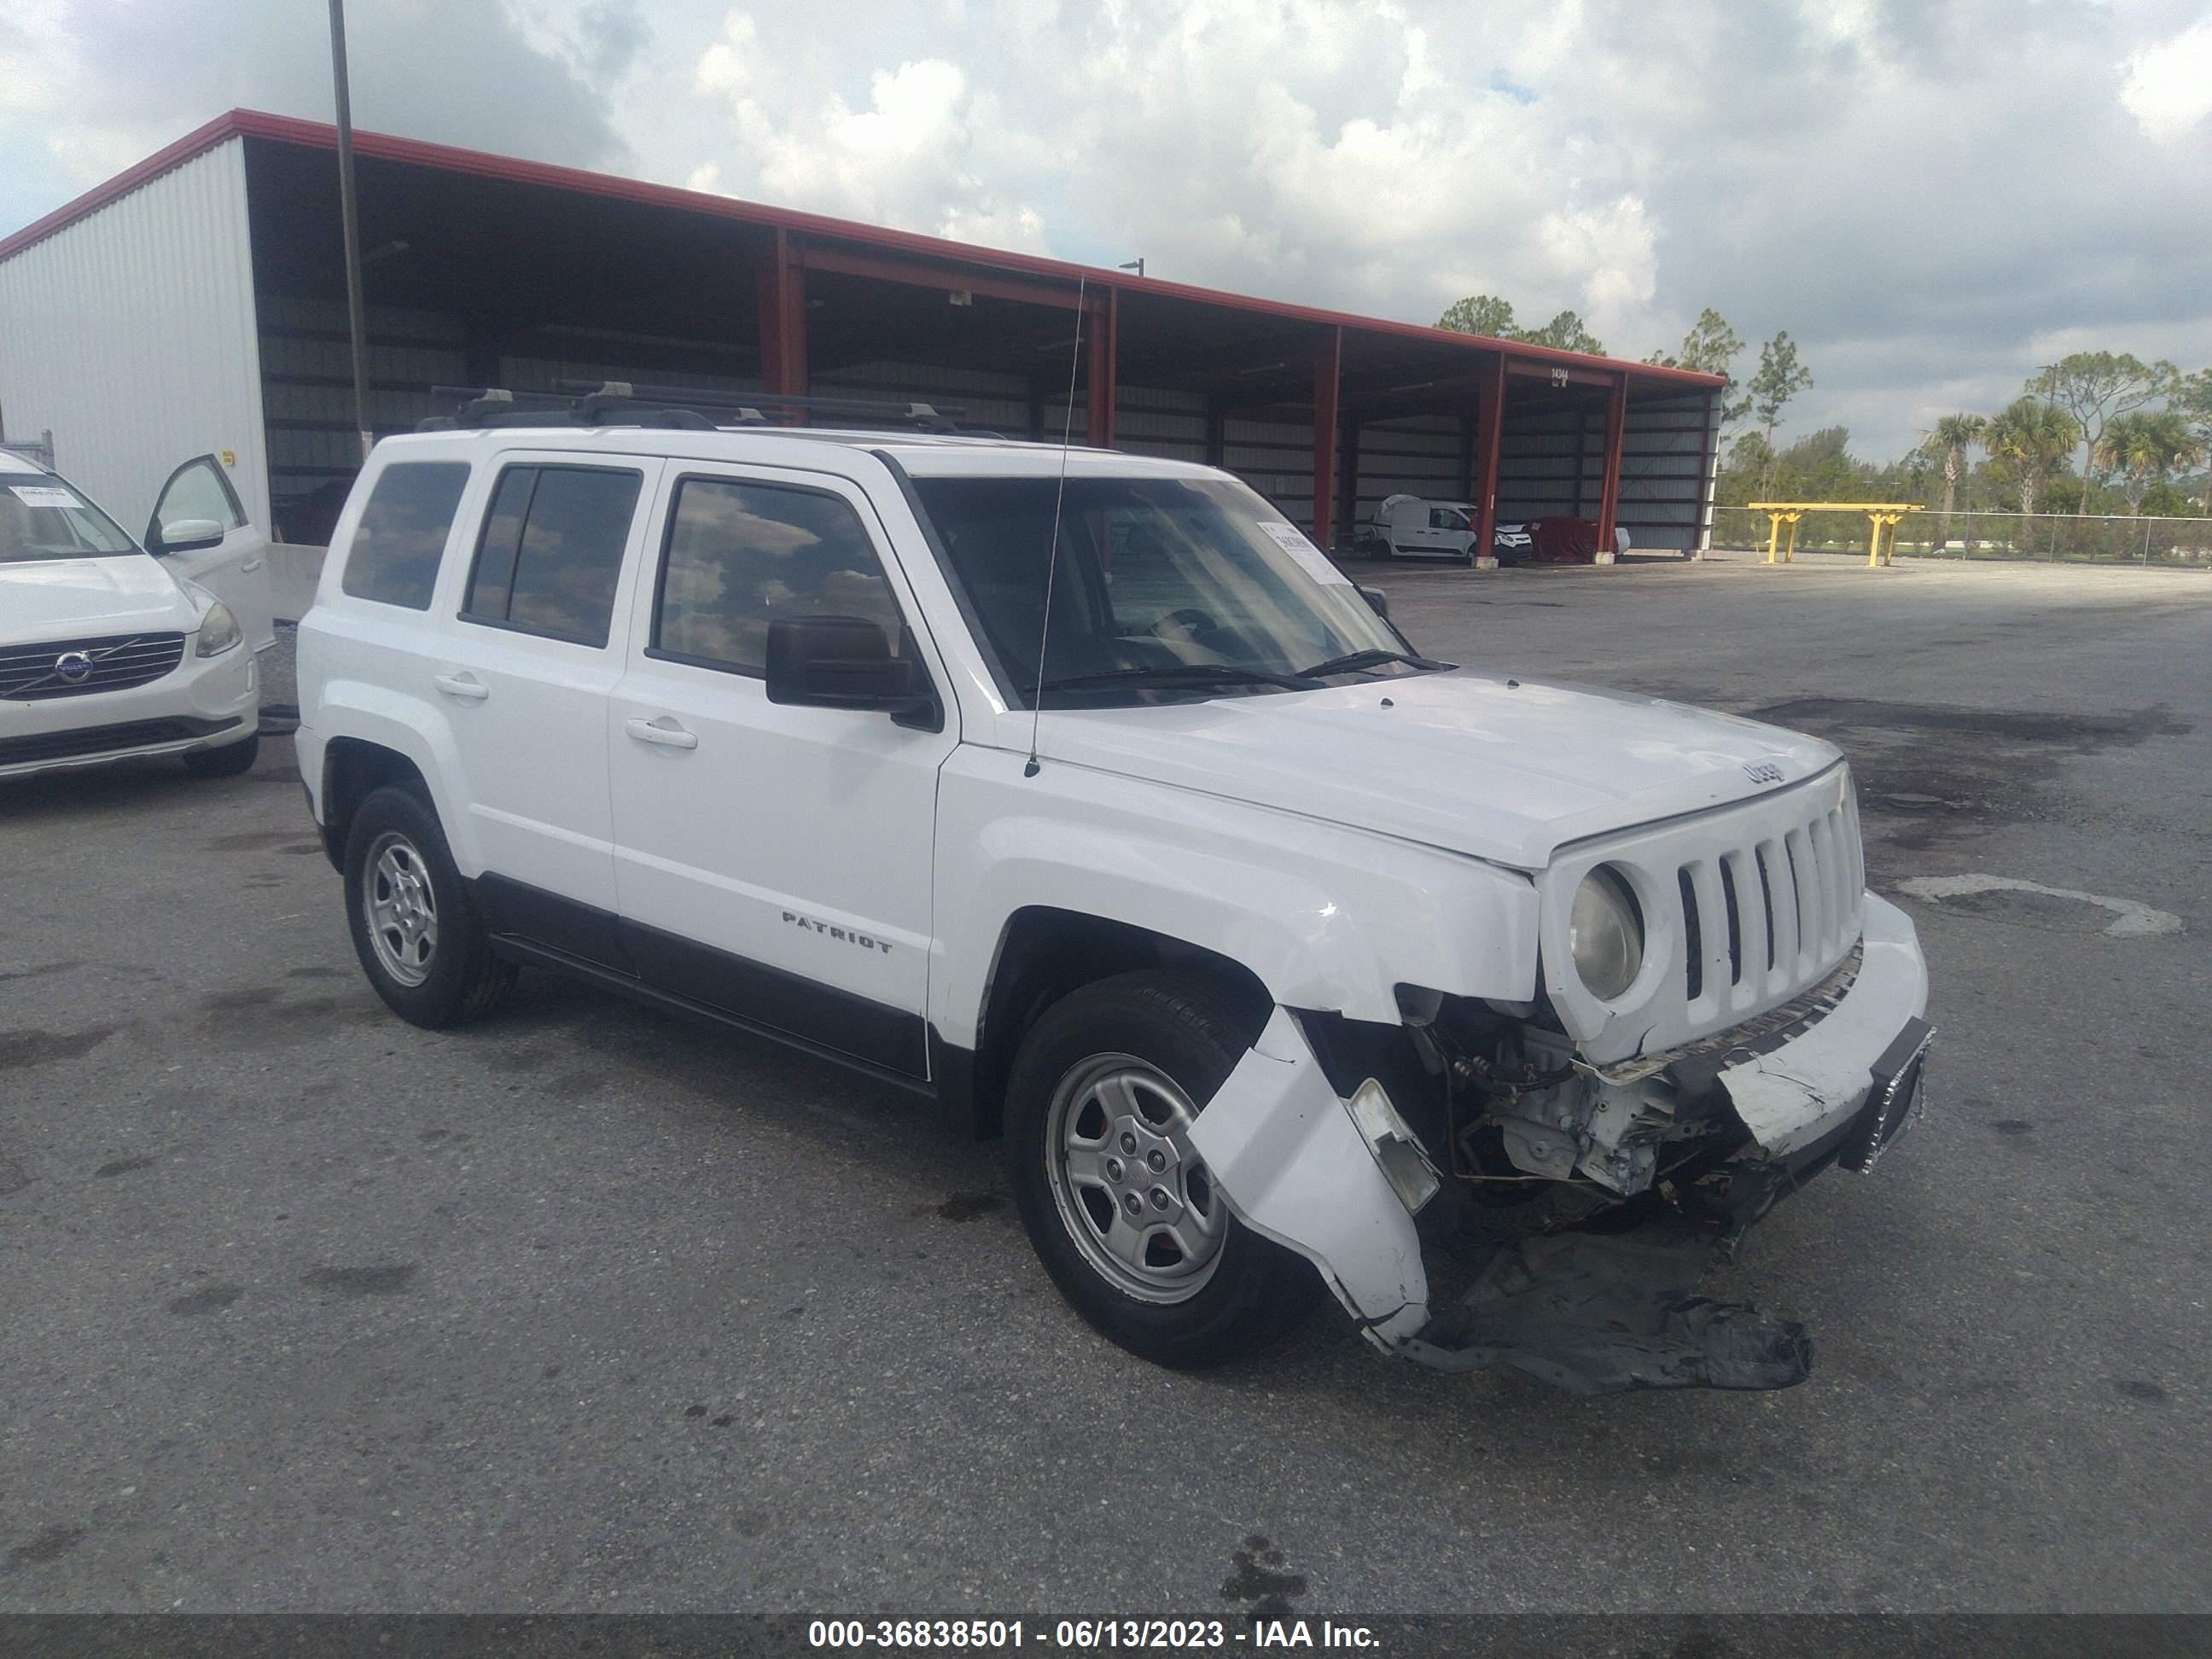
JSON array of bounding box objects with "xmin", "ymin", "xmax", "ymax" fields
[
  {"xmin": 1312, "ymin": 327, "xmax": 1342, "ymax": 542},
  {"xmin": 1336, "ymin": 416, "xmax": 1360, "ymax": 548},
  {"xmin": 1595, "ymin": 371, "xmax": 1628, "ymax": 556},
  {"xmin": 1471, "ymin": 352, "xmax": 1506, "ymax": 559},
  {"xmin": 756, "ymin": 229, "xmax": 807, "ymax": 399},
  {"xmin": 1085, "ymin": 288, "xmax": 1118, "ymax": 448}
]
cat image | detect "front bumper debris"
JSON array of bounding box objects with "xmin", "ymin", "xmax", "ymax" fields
[
  {"xmin": 1714, "ymin": 894, "xmax": 1930, "ymax": 1160},
  {"xmin": 1190, "ymin": 894, "xmax": 1930, "ymax": 1393},
  {"xmin": 1400, "ymin": 1229, "xmax": 1813, "ymax": 1392}
]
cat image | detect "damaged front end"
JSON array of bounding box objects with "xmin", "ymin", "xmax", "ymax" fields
[{"xmin": 1187, "ymin": 894, "xmax": 1931, "ymax": 1394}]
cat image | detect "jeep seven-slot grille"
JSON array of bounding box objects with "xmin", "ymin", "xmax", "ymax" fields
[
  {"xmin": 0, "ymin": 632, "xmax": 186, "ymax": 701},
  {"xmin": 1675, "ymin": 797, "xmax": 1861, "ymax": 1004}
]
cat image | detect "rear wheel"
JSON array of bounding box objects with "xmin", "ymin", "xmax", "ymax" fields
[
  {"xmin": 1007, "ymin": 969, "xmax": 1320, "ymax": 1366},
  {"xmin": 183, "ymin": 732, "xmax": 259, "ymax": 777},
  {"xmin": 342, "ymin": 784, "xmax": 515, "ymax": 1027}
]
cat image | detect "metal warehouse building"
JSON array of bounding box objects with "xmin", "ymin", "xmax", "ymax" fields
[{"xmin": 0, "ymin": 108, "xmax": 1723, "ymax": 569}]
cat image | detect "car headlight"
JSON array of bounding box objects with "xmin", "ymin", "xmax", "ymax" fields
[
  {"xmin": 1569, "ymin": 865, "xmax": 1644, "ymax": 1000},
  {"xmin": 195, "ymin": 600, "xmax": 242, "ymax": 658}
]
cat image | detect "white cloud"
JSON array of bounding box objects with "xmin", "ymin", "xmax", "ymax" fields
[
  {"xmin": 3, "ymin": 0, "xmax": 2209, "ymax": 461},
  {"xmin": 2122, "ymin": 16, "xmax": 2212, "ymax": 144}
]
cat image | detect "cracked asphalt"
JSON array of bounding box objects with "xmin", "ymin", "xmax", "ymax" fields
[{"xmin": 2, "ymin": 550, "xmax": 2207, "ymax": 1614}]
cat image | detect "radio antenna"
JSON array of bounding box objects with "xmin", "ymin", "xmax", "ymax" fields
[{"xmin": 1025, "ymin": 274, "xmax": 1086, "ymax": 778}]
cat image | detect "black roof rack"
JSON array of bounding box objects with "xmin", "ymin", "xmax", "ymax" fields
[{"xmin": 416, "ymin": 381, "xmax": 970, "ymax": 436}]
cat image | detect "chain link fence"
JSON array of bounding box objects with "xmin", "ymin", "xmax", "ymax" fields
[{"xmin": 1710, "ymin": 506, "xmax": 2212, "ymax": 567}]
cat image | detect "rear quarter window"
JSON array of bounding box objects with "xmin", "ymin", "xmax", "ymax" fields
[
  {"xmin": 460, "ymin": 464, "xmax": 642, "ymax": 649},
  {"xmin": 340, "ymin": 462, "xmax": 473, "ymax": 609}
]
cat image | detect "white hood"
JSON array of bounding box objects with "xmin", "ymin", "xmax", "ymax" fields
[
  {"xmin": 1024, "ymin": 670, "xmax": 1842, "ymax": 869},
  {"xmin": 3, "ymin": 556, "xmax": 198, "ymax": 643}
]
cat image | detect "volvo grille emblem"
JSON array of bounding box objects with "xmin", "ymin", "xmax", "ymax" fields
[
  {"xmin": 1743, "ymin": 761, "xmax": 1785, "ymax": 785},
  {"xmin": 53, "ymin": 651, "xmax": 93, "ymax": 684}
]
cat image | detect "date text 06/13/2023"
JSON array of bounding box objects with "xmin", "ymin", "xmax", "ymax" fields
[{"xmin": 806, "ymin": 1619, "xmax": 1382, "ymax": 1650}]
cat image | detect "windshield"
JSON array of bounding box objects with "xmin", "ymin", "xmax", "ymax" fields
[
  {"xmin": 911, "ymin": 474, "xmax": 1417, "ymax": 707},
  {"xmin": 0, "ymin": 473, "xmax": 140, "ymax": 564}
]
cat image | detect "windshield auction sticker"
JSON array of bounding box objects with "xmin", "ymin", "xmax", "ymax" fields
[
  {"xmin": 8, "ymin": 485, "xmax": 84, "ymax": 509},
  {"xmin": 1256, "ymin": 520, "xmax": 1355, "ymax": 586}
]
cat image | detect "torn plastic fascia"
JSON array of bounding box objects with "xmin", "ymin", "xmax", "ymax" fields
[
  {"xmin": 1709, "ymin": 895, "xmax": 1929, "ymax": 1161},
  {"xmin": 1343, "ymin": 1077, "xmax": 1442, "ymax": 1213},
  {"xmin": 1185, "ymin": 1007, "xmax": 1431, "ymax": 1351}
]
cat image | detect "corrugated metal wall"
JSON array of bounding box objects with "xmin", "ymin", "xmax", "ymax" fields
[
  {"xmin": 1490, "ymin": 391, "xmax": 1716, "ymax": 549},
  {"xmin": 1616, "ymin": 393, "xmax": 1716, "ymax": 551},
  {"xmin": 1355, "ymin": 416, "xmax": 1462, "ymax": 525},
  {"xmin": 259, "ymin": 294, "xmax": 467, "ymax": 516},
  {"xmin": 1496, "ymin": 401, "xmax": 1602, "ymax": 525},
  {"xmin": 0, "ymin": 138, "xmax": 269, "ymax": 536},
  {"xmin": 1115, "ymin": 386, "xmax": 1206, "ymax": 463},
  {"xmin": 1223, "ymin": 415, "xmax": 1318, "ymax": 531},
  {"xmin": 817, "ymin": 360, "xmax": 1028, "ymax": 432}
]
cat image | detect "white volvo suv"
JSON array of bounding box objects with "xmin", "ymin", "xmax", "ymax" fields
[
  {"xmin": 2, "ymin": 448, "xmax": 276, "ymax": 781},
  {"xmin": 294, "ymin": 392, "xmax": 1932, "ymax": 1393}
]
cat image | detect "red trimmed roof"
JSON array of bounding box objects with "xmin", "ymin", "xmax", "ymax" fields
[{"xmin": 0, "ymin": 108, "xmax": 1723, "ymax": 390}]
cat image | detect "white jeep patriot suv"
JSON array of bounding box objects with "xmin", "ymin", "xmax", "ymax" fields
[{"xmin": 296, "ymin": 387, "xmax": 1932, "ymax": 1393}]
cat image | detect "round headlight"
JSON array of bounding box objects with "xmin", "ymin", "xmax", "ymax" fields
[
  {"xmin": 195, "ymin": 600, "xmax": 242, "ymax": 658},
  {"xmin": 1569, "ymin": 865, "xmax": 1644, "ymax": 1001}
]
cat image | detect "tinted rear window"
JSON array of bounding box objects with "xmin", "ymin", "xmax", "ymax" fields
[
  {"xmin": 341, "ymin": 463, "xmax": 471, "ymax": 608},
  {"xmin": 462, "ymin": 465, "xmax": 641, "ymax": 648}
]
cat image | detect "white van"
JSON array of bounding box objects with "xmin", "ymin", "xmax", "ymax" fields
[{"xmin": 1364, "ymin": 494, "xmax": 1485, "ymax": 563}]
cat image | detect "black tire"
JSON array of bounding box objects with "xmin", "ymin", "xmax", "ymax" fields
[
  {"xmin": 1006, "ymin": 969, "xmax": 1321, "ymax": 1367},
  {"xmin": 183, "ymin": 731, "xmax": 259, "ymax": 777},
  {"xmin": 342, "ymin": 784, "xmax": 516, "ymax": 1028}
]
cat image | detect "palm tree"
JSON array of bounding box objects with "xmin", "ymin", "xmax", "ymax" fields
[
  {"xmin": 1918, "ymin": 413, "xmax": 1986, "ymax": 549},
  {"xmin": 2095, "ymin": 410, "xmax": 2203, "ymax": 515},
  {"xmin": 1983, "ymin": 397, "xmax": 2080, "ymax": 539}
]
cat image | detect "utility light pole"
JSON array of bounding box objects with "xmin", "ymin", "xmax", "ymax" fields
[
  {"xmin": 1118, "ymin": 259, "xmax": 1144, "ymax": 277},
  {"xmin": 329, "ymin": 0, "xmax": 374, "ymax": 462}
]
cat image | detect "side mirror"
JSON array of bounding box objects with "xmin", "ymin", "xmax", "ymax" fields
[
  {"xmin": 154, "ymin": 518, "xmax": 224, "ymax": 555},
  {"xmin": 1357, "ymin": 585, "xmax": 1389, "ymax": 620},
  {"xmin": 765, "ymin": 615, "xmax": 939, "ymax": 728}
]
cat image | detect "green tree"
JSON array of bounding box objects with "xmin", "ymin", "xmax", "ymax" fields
[
  {"xmin": 1918, "ymin": 413, "xmax": 1987, "ymax": 550},
  {"xmin": 1647, "ymin": 307, "xmax": 1751, "ymax": 426},
  {"xmin": 2025, "ymin": 352, "xmax": 2177, "ymax": 492},
  {"xmin": 1436, "ymin": 294, "xmax": 1519, "ymax": 338},
  {"xmin": 2176, "ymin": 374, "xmax": 2212, "ymax": 510},
  {"xmin": 1984, "ymin": 396, "xmax": 2080, "ymax": 527},
  {"xmin": 2096, "ymin": 409, "xmax": 2203, "ymax": 514},
  {"xmin": 1748, "ymin": 332, "xmax": 1813, "ymax": 492},
  {"xmin": 1516, "ymin": 310, "xmax": 1606, "ymax": 355}
]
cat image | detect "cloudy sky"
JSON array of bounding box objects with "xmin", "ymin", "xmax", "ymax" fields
[{"xmin": 3, "ymin": 0, "xmax": 2208, "ymax": 457}]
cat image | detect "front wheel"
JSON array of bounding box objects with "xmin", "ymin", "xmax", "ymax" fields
[
  {"xmin": 342, "ymin": 785, "xmax": 516, "ymax": 1027},
  {"xmin": 1006, "ymin": 969, "xmax": 1320, "ymax": 1366}
]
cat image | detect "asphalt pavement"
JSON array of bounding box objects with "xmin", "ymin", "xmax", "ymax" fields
[{"xmin": 2, "ymin": 549, "xmax": 2207, "ymax": 1614}]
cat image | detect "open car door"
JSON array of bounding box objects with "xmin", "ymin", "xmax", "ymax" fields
[{"xmin": 144, "ymin": 454, "xmax": 276, "ymax": 653}]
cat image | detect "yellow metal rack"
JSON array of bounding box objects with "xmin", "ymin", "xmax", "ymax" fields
[{"xmin": 1748, "ymin": 502, "xmax": 1924, "ymax": 567}]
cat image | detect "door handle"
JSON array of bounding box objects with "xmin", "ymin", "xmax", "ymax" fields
[
  {"xmin": 433, "ymin": 672, "xmax": 490, "ymax": 701},
  {"xmin": 626, "ymin": 716, "xmax": 697, "ymax": 750},
  {"xmin": 240, "ymin": 557, "xmax": 265, "ymax": 573}
]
